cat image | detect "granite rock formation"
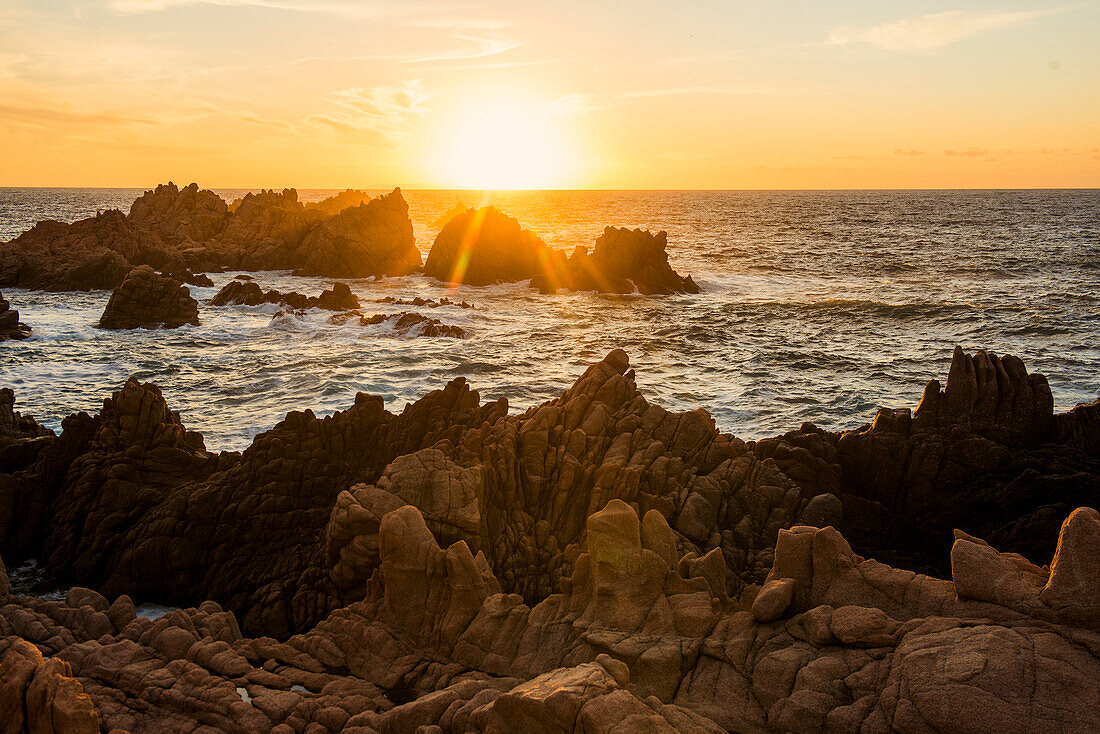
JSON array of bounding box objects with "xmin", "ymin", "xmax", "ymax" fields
[
  {"xmin": 212, "ymin": 279, "xmax": 360, "ymax": 311},
  {"xmin": 424, "ymin": 206, "xmax": 564, "ymax": 286},
  {"xmin": 1, "ymin": 499, "xmax": 1097, "ymax": 732},
  {"xmin": 752, "ymin": 346, "xmax": 1100, "ymax": 575},
  {"xmin": 305, "ymin": 189, "xmax": 377, "ymax": 216},
  {"xmin": 1, "ymin": 184, "xmax": 419, "ymax": 290},
  {"xmin": 0, "ymin": 292, "xmax": 32, "ymax": 341},
  {"xmin": 0, "ymin": 210, "xmax": 181, "ymax": 291},
  {"xmin": 0, "ymin": 348, "xmax": 1096, "ymax": 732},
  {"xmin": 532, "ymin": 227, "xmax": 700, "ymax": 295},
  {"xmin": 98, "ymin": 266, "xmax": 200, "ymax": 330}
]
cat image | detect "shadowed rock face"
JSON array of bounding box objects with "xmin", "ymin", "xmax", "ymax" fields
[
  {"xmin": 1, "ymin": 184, "xmax": 419, "ymax": 290},
  {"xmin": 0, "ymin": 348, "xmax": 1096, "ymax": 732},
  {"xmin": 0, "ymin": 292, "xmax": 31, "ymax": 341},
  {"xmin": 424, "ymin": 206, "xmax": 565, "ymax": 286},
  {"xmin": 0, "ymin": 210, "xmax": 182, "ymax": 291},
  {"xmin": 533, "ymin": 227, "xmax": 700, "ymax": 295},
  {"xmin": 98, "ymin": 265, "xmax": 199, "ymax": 330},
  {"xmin": 753, "ymin": 346, "xmax": 1100, "ymax": 575}
]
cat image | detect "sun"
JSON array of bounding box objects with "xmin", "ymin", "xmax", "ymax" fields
[{"xmin": 437, "ymin": 97, "xmax": 570, "ymax": 190}]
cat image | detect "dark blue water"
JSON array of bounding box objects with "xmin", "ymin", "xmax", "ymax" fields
[{"xmin": 2, "ymin": 188, "xmax": 1098, "ymax": 450}]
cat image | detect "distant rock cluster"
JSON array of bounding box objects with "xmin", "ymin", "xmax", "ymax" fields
[
  {"xmin": 0, "ymin": 183, "xmax": 420, "ymax": 291},
  {"xmin": 212, "ymin": 278, "xmax": 360, "ymax": 311},
  {"xmin": 0, "ymin": 347, "xmax": 1096, "ymax": 731}
]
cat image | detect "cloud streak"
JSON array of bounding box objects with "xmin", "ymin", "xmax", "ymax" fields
[{"xmin": 830, "ymin": 8, "xmax": 1064, "ymax": 52}]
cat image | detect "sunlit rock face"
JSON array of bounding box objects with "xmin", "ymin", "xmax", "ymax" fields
[
  {"xmin": 2, "ymin": 498, "xmax": 1098, "ymax": 732},
  {"xmin": 98, "ymin": 265, "xmax": 199, "ymax": 330},
  {"xmin": 533, "ymin": 226, "xmax": 700, "ymax": 295},
  {"xmin": 424, "ymin": 205, "xmax": 565, "ymax": 286},
  {"xmin": 1, "ymin": 184, "xmax": 421, "ymax": 288},
  {"xmin": 0, "ymin": 348, "xmax": 1096, "ymax": 731}
]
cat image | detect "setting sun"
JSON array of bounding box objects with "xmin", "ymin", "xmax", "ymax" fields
[{"xmin": 437, "ymin": 98, "xmax": 571, "ymax": 190}]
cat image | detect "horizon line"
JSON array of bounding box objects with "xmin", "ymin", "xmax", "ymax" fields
[{"xmin": 1, "ymin": 185, "xmax": 1098, "ymax": 193}]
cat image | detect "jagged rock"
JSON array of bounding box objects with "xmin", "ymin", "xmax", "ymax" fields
[
  {"xmin": 98, "ymin": 265, "xmax": 199, "ymax": 330},
  {"xmin": 432, "ymin": 202, "xmax": 470, "ymax": 230},
  {"xmin": 359, "ymin": 311, "xmax": 467, "ymax": 338},
  {"xmin": 0, "ymin": 292, "xmax": 32, "ymax": 341},
  {"xmin": 0, "ymin": 388, "xmax": 54, "ymax": 473},
  {"xmin": 0, "ymin": 210, "xmax": 181, "ymax": 291},
  {"xmin": 424, "ymin": 206, "xmax": 565, "ymax": 286},
  {"xmin": 533, "ymin": 227, "xmax": 700, "ymax": 295},
  {"xmin": 753, "ymin": 346, "xmax": 1100, "ymax": 575},
  {"xmin": 128, "ymin": 181, "xmax": 228, "ymax": 246},
  {"xmin": 304, "ymin": 189, "xmax": 376, "ymax": 216},
  {"xmin": 291, "ymin": 189, "xmax": 421, "ymax": 278},
  {"xmin": 0, "ymin": 639, "xmax": 100, "ymax": 733},
  {"xmin": 4, "ymin": 184, "xmax": 421, "ymax": 289},
  {"xmin": 212, "ymin": 279, "xmax": 360, "ymax": 311}
]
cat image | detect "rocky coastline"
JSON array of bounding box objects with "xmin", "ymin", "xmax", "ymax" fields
[
  {"xmin": 0, "ymin": 184, "xmax": 700, "ymax": 296},
  {"xmin": 0, "ymin": 347, "xmax": 1097, "ymax": 732}
]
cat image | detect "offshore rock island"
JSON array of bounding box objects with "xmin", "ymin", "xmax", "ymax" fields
[{"xmin": 0, "ymin": 347, "xmax": 1097, "ymax": 732}]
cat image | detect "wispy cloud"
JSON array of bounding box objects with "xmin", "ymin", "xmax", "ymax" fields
[
  {"xmin": 309, "ymin": 80, "xmax": 430, "ymax": 142},
  {"xmin": 894, "ymin": 148, "xmax": 925, "ymax": 156},
  {"xmin": 109, "ymin": 0, "xmax": 400, "ymax": 17},
  {"xmin": 830, "ymin": 8, "xmax": 1064, "ymax": 52},
  {"xmin": 0, "ymin": 101, "xmax": 156, "ymax": 129},
  {"xmin": 944, "ymin": 147, "xmax": 989, "ymax": 157}
]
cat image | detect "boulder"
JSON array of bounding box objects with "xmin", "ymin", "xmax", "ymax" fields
[
  {"xmin": 0, "ymin": 292, "xmax": 31, "ymax": 341},
  {"xmin": 533, "ymin": 227, "xmax": 700, "ymax": 295},
  {"xmin": 424, "ymin": 206, "xmax": 564, "ymax": 286},
  {"xmin": 98, "ymin": 265, "xmax": 199, "ymax": 329}
]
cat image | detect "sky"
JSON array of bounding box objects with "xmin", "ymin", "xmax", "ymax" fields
[{"xmin": 0, "ymin": 0, "xmax": 1097, "ymax": 188}]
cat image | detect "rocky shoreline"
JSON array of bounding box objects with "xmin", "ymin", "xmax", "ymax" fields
[
  {"xmin": 1, "ymin": 347, "xmax": 1097, "ymax": 732},
  {"xmin": 0, "ymin": 183, "xmax": 698, "ymax": 296}
]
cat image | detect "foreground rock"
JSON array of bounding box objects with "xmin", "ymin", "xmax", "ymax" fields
[
  {"xmin": 532, "ymin": 227, "xmax": 700, "ymax": 295},
  {"xmin": 2, "ymin": 184, "xmax": 420, "ymax": 290},
  {"xmin": 0, "ymin": 348, "xmax": 1096, "ymax": 731},
  {"xmin": 212, "ymin": 278, "xmax": 360, "ymax": 311},
  {"xmin": 1, "ymin": 499, "xmax": 1097, "ymax": 732},
  {"xmin": 424, "ymin": 206, "xmax": 564, "ymax": 286},
  {"xmin": 0, "ymin": 292, "xmax": 31, "ymax": 341},
  {"xmin": 98, "ymin": 265, "xmax": 199, "ymax": 330}
]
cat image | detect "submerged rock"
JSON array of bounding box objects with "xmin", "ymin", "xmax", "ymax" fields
[
  {"xmin": 0, "ymin": 292, "xmax": 31, "ymax": 341},
  {"xmin": 98, "ymin": 265, "xmax": 199, "ymax": 330},
  {"xmin": 424, "ymin": 206, "xmax": 564, "ymax": 286},
  {"xmin": 359, "ymin": 311, "xmax": 467, "ymax": 338},
  {"xmin": 532, "ymin": 227, "xmax": 700, "ymax": 295}
]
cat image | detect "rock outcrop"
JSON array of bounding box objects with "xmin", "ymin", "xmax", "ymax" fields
[
  {"xmin": 532, "ymin": 227, "xmax": 700, "ymax": 295},
  {"xmin": 424, "ymin": 206, "xmax": 564, "ymax": 286},
  {"xmin": 0, "ymin": 210, "xmax": 181, "ymax": 291},
  {"xmin": 97, "ymin": 265, "xmax": 199, "ymax": 330},
  {"xmin": 2, "ymin": 184, "xmax": 420, "ymax": 290},
  {"xmin": 0, "ymin": 292, "xmax": 31, "ymax": 341},
  {"xmin": 753, "ymin": 346, "xmax": 1100, "ymax": 576},
  {"xmin": 212, "ymin": 278, "xmax": 360, "ymax": 311},
  {"xmin": 284, "ymin": 189, "xmax": 421, "ymax": 278},
  {"xmin": 304, "ymin": 189, "xmax": 376, "ymax": 216},
  {"xmin": 1, "ymin": 498, "xmax": 1097, "ymax": 732},
  {"xmin": 0, "ymin": 348, "xmax": 1096, "ymax": 732}
]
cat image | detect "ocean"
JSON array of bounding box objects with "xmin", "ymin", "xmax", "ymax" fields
[{"xmin": 1, "ymin": 187, "xmax": 1098, "ymax": 451}]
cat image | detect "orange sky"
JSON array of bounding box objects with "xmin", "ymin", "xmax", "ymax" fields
[{"xmin": 1, "ymin": 1, "xmax": 1098, "ymax": 188}]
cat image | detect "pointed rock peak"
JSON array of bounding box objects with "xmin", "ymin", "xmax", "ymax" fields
[
  {"xmin": 586, "ymin": 499, "xmax": 641, "ymax": 569},
  {"xmin": 1041, "ymin": 507, "xmax": 1100, "ymax": 625}
]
